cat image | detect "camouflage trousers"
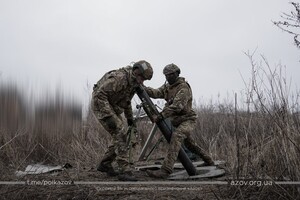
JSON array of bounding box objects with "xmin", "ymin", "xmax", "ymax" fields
[
  {"xmin": 162, "ymin": 120, "xmax": 213, "ymax": 173},
  {"xmin": 93, "ymin": 110, "xmax": 131, "ymax": 173}
]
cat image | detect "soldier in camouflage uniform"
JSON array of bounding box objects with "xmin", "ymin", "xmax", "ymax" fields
[
  {"xmin": 145, "ymin": 64, "xmax": 214, "ymax": 179},
  {"xmin": 92, "ymin": 60, "xmax": 153, "ymax": 181}
]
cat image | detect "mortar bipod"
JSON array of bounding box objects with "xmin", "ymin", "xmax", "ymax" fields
[
  {"xmin": 135, "ymin": 103, "xmax": 165, "ymax": 161},
  {"xmin": 138, "ymin": 120, "xmax": 175, "ymax": 161}
]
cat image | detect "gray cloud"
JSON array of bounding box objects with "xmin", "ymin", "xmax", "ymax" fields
[{"xmin": 0, "ymin": 0, "xmax": 299, "ymax": 106}]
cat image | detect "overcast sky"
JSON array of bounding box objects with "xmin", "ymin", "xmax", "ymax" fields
[{"xmin": 0, "ymin": 0, "xmax": 299, "ymax": 109}]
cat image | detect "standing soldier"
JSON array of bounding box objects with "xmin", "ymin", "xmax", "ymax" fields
[
  {"xmin": 92, "ymin": 60, "xmax": 153, "ymax": 181},
  {"xmin": 145, "ymin": 64, "xmax": 214, "ymax": 179}
]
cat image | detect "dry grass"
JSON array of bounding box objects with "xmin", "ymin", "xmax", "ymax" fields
[{"xmin": 0, "ymin": 56, "xmax": 299, "ymax": 199}]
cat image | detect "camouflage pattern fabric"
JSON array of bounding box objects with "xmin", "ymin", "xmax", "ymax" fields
[
  {"xmin": 145, "ymin": 77, "xmax": 197, "ymax": 127},
  {"xmin": 162, "ymin": 120, "xmax": 214, "ymax": 173},
  {"xmin": 98, "ymin": 114, "xmax": 131, "ymax": 173},
  {"xmin": 145, "ymin": 77, "xmax": 214, "ymax": 173},
  {"xmin": 91, "ymin": 66, "xmax": 136, "ymax": 121},
  {"xmin": 91, "ymin": 66, "xmax": 137, "ymax": 173}
]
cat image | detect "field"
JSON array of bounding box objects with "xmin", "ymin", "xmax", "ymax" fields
[{"xmin": 0, "ymin": 60, "xmax": 299, "ymax": 199}]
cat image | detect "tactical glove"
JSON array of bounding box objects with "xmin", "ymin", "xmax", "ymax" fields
[
  {"xmin": 127, "ymin": 118, "xmax": 136, "ymax": 127},
  {"xmin": 104, "ymin": 116, "xmax": 117, "ymax": 130}
]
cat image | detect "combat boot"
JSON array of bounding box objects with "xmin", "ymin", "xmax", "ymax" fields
[
  {"xmin": 146, "ymin": 168, "xmax": 171, "ymax": 179},
  {"xmin": 97, "ymin": 163, "xmax": 119, "ymax": 176},
  {"xmin": 202, "ymin": 156, "xmax": 215, "ymax": 166},
  {"xmin": 192, "ymin": 146, "xmax": 215, "ymax": 166},
  {"xmin": 117, "ymin": 171, "xmax": 138, "ymax": 181}
]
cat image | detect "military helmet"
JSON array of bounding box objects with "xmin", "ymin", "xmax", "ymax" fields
[
  {"xmin": 133, "ymin": 60, "xmax": 153, "ymax": 80},
  {"xmin": 163, "ymin": 63, "xmax": 181, "ymax": 75}
]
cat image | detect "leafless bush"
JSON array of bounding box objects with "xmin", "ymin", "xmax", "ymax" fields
[
  {"xmin": 0, "ymin": 84, "xmax": 28, "ymax": 134},
  {"xmin": 180, "ymin": 52, "xmax": 299, "ymax": 199},
  {"xmin": 0, "ymin": 84, "xmax": 31, "ymax": 171},
  {"xmin": 32, "ymin": 97, "xmax": 82, "ymax": 163},
  {"xmin": 273, "ymin": 2, "xmax": 300, "ymax": 49},
  {"xmin": 0, "ymin": 85, "xmax": 84, "ymax": 170},
  {"xmin": 0, "ymin": 58, "xmax": 299, "ymax": 198},
  {"xmin": 243, "ymin": 52, "xmax": 299, "ymax": 179},
  {"xmin": 201, "ymin": 52, "xmax": 300, "ymax": 199}
]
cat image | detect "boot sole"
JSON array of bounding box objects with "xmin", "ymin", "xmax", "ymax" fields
[
  {"xmin": 117, "ymin": 175, "xmax": 138, "ymax": 181},
  {"xmin": 97, "ymin": 166, "xmax": 119, "ymax": 176}
]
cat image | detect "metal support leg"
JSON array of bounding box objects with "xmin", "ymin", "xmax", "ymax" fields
[{"xmin": 138, "ymin": 124, "xmax": 158, "ymax": 161}]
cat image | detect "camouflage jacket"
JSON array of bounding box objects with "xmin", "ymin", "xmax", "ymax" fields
[
  {"xmin": 92, "ymin": 66, "xmax": 136, "ymax": 120},
  {"xmin": 145, "ymin": 77, "xmax": 197, "ymax": 127}
]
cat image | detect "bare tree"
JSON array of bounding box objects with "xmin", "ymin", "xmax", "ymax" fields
[{"xmin": 273, "ymin": 2, "xmax": 300, "ymax": 49}]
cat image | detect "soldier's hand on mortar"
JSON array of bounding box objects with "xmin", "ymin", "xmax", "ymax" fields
[
  {"xmin": 127, "ymin": 118, "xmax": 136, "ymax": 127},
  {"xmin": 104, "ymin": 116, "xmax": 117, "ymax": 129},
  {"xmin": 152, "ymin": 114, "xmax": 163, "ymax": 123}
]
